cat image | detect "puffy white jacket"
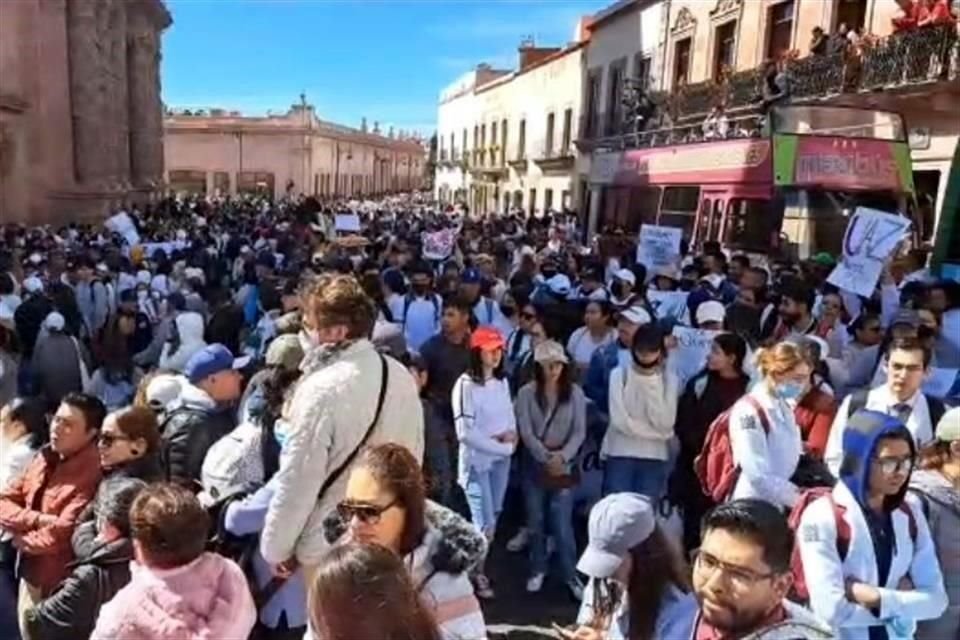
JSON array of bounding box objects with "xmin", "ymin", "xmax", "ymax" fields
[
  {"xmin": 260, "ymin": 340, "xmax": 424, "ymax": 567},
  {"xmin": 158, "ymin": 312, "xmax": 206, "ymax": 373}
]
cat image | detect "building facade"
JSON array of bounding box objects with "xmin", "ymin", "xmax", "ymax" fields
[
  {"xmin": 163, "ymin": 102, "xmax": 427, "ymax": 199},
  {"xmin": 0, "ymin": 0, "xmax": 171, "ymax": 224},
  {"xmin": 435, "ymin": 38, "xmax": 586, "ymax": 216}
]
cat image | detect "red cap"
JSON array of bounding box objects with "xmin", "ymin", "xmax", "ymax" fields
[{"xmin": 470, "ymin": 326, "xmax": 505, "ymax": 351}]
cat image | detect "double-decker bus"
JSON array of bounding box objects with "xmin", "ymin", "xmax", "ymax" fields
[{"xmin": 588, "ymin": 104, "xmax": 916, "ymax": 257}]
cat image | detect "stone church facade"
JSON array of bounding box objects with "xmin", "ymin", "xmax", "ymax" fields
[{"xmin": 0, "ymin": 0, "xmax": 171, "ymax": 225}]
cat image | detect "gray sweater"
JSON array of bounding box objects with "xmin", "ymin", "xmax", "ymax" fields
[{"xmin": 515, "ymin": 382, "xmax": 587, "ymax": 465}]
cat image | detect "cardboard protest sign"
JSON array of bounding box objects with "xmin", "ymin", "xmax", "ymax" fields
[
  {"xmin": 422, "ymin": 229, "xmax": 456, "ymax": 261},
  {"xmin": 334, "ymin": 213, "xmax": 361, "ymax": 233},
  {"xmin": 672, "ymin": 326, "xmax": 721, "ymax": 387},
  {"xmin": 105, "ymin": 212, "xmax": 140, "ymax": 247},
  {"xmin": 636, "ymin": 225, "xmax": 682, "ymax": 273},
  {"xmin": 648, "ymin": 290, "xmax": 690, "ymax": 324},
  {"xmin": 827, "ymin": 207, "xmax": 911, "ymax": 298}
]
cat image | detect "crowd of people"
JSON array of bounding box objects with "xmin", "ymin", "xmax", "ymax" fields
[{"xmin": 0, "ymin": 191, "xmax": 958, "ymax": 640}]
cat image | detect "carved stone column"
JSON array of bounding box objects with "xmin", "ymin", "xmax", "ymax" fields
[
  {"xmin": 109, "ymin": 0, "xmax": 130, "ymax": 188},
  {"xmin": 127, "ymin": 0, "xmax": 169, "ymax": 188},
  {"xmin": 65, "ymin": 0, "xmax": 101, "ymax": 184}
]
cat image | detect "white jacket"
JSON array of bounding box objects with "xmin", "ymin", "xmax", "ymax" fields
[
  {"xmin": 158, "ymin": 311, "xmax": 207, "ymax": 373},
  {"xmin": 452, "ymin": 374, "xmax": 515, "ymax": 485},
  {"xmin": 601, "ymin": 365, "xmax": 678, "ymax": 461},
  {"xmin": 260, "ymin": 340, "xmax": 424, "ymax": 567},
  {"xmin": 729, "ymin": 385, "xmax": 802, "ymax": 508},
  {"xmin": 798, "ymin": 482, "xmax": 948, "ymax": 640}
]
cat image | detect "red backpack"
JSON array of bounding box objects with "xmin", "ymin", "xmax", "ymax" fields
[
  {"xmin": 694, "ymin": 395, "xmax": 770, "ymax": 503},
  {"xmin": 788, "ymin": 488, "xmax": 919, "ymax": 603}
]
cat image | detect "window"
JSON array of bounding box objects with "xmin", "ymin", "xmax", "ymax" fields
[
  {"xmin": 237, "ymin": 171, "xmax": 274, "ymax": 196},
  {"xmin": 673, "ymin": 38, "xmax": 692, "ymax": 89},
  {"xmin": 462, "ymin": 128, "xmax": 468, "ymax": 155},
  {"xmin": 606, "ymin": 59, "xmax": 626, "ymax": 136},
  {"xmin": 658, "ymin": 186, "xmax": 700, "ymax": 239},
  {"xmin": 561, "ymin": 109, "xmax": 572, "ymax": 154},
  {"xmin": 450, "ymin": 132, "xmax": 455, "ymax": 156},
  {"xmin": 544, "ymin": 189, "xmax": 554, "ymax": 211},
  {"xmin": 766, "ymin": 1, "xmax": 794, "ymax": 61},
  {"xmin": 473, "ymin": 125, "xmax": 478, "ymax": 149},
  {"xmin": 529, "ymin": 188, "xmax": 537, "ymax": 212},
  {"xmin": 169, "ymin": 170, "xmax": 207, "ymax": 195},
  {"xmin": 545, "ymin": 112, "xmax": 555, "ymax": 156},
  {"xmin": 834, "ymin": 0, "xmax": 868, "ymax": 34},
  {"xmin": 213, "ymin": 171, "xmax": 230, "ymax": 194},
  {"xmin": 501, "ymin": 119, "xmax": 508, "ymax": 164},
  {"xmin": 713, "ymin": 21, "xmax": 737, "ymax": 80},
  {"xmin": 725, "ymin": 198, "xmax": 774, "ymax": 250},
  {"xmin": 633, "ymin": 54, "xmax": 652, "ymax": 88},
  {"xmin": 584, "ymin": 69, "xmax": 602, "ymax": 138},
  {"xmin": 518, "ymin": 119, "xmax": 526, "ymax": 160}
]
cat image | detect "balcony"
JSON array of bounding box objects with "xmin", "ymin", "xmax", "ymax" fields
[
  {"xmin": 533, "ymin": 142, "xmax": 575, "ymax": 171},
  {"xmin": 591, "ymin": 24, "xmax": 958, "ymax": 151}
]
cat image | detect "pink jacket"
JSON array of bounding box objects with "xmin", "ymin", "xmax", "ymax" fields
[{"xmin": 90, "ymin": 552, "xmax": 256, "ymax": 640}]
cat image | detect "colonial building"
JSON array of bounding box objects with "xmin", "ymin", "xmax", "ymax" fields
[
  {"xmin": 0, "ymin": 0, "xmax": 171, "ymax": 224},
  {"xmin": 435, "ymin": 34, "xmax": 588, "ymax": 216},
  {"xmin": 163, "ymin": 101, "xmax": 427, "ymax": 199}
]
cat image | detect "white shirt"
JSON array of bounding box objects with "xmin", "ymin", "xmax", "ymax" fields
[
  {"xmin": 567, "ymin": 327, "xmax": 616, "ymax": 371},
  {"xmin": 824, "ymin": 385, "xmax": 935, "ymax": 477},
  {"xmin": 402, "ymin": 294, "xmax": 442, "ymax": 354}
]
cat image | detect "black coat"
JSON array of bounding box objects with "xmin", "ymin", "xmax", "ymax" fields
[
  {"xmin": 23, "ymin": 539, "xmax": 133, "ymax": 640},
  {"xmin": 160, "ymin": 405, "xmax": 236, "ymax": 490}
]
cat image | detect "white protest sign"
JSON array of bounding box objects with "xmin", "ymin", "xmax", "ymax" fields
[
  {"xmin": 334, "ymin": 213, "xmax": 361, "ymax": 233},
  {"xmin": 422, "ymin": 229, "xmax": 456, "ymax": 261},
  {"xmin": 104, "ymin": 212, "xmax": 140, "ymax": 246},
  {"xmin": 672, "ymin": 326, "xmax": 721, "ymax": 387},
  {"xmin": 648, "ymin": 290, "xmax": 690, "ymax": 324},
  {"xmin": 827, "ymin": 207, "xmax": 911, "ymax": 298},
  {"xmin": 637, "ymin": 225, "xmax": 682, "ymax": 273},
  {"xmin": 923, "ymin": 367, "xmax": 959, "ymax": 399}
]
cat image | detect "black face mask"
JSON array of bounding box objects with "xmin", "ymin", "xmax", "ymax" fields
[
  {"xmin": 632, "ymin": 353, "xmax": 663, "ymax": 370},
  {"xmin": 412, "ymin": 283, "xmax": 430, "ymax": 296},
  {"xmin": 611, "ymin": 282, "xmax": 626, "ymax": 298},
  {"xmin": 679, "ymin": 279, "xmax": 696, "ymax": 292},
  {"xmin": 541, "ymin": 269, "xmax": 557, "ymax": 280},
  {"xmin": 500, "ymin": 304, "xmax": 516, "ymax": 319}
]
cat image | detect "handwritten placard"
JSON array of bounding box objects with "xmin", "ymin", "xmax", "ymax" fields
[
  {"xmin": 637, "ymin": 225, "xmax": 682, "ymax": 273},
  {"xmin": 672, "ymin": 326, "xmax": 722, "ymax": 387},
  {"xmin": 104, "ymin": 212, "xmax": 140, "ymax": 247},
  {"xmin": 648, "ymin": 290, "xmax": 690, "ymax": 324},
  {"xmin": 334, "ymin": 213, "xmax": 361, "ymax": 233},
  {"xmin": 422, "ymin": 229, "xmax": 456, "ymax": 261},
  {"xmin": 827, "ymin": 207, "xmax": 910, "ymax": 298}
]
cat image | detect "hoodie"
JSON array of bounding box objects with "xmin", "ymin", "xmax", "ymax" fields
[
  {"xmin": 159, "ymin": 312, "xmax": 206, "ymax": 373},
  {"xmin": 798, "ymin": 411, "xmax": 947, "ymax": 640},
  {"xmin": 322, "ymin": 500, "xmax": 487, "ymax": 640}
]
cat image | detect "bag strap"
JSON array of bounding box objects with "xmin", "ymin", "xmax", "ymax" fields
[
  {"xmin": 316, "ymin": 353, "xmax": 389, "ymax": 501},
  {"xmin": 846, "ymin": 389, "xmax": 870, "ymax": 419},
  {"xmin": 742, "ymin": 395, "xmax": 771, "ymax": 433},
  {"xmin": 924, "ymin": 393, "xmax": 946, "ymax": 428}
]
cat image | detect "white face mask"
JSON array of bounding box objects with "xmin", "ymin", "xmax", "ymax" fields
[{"xmin": 298, "ymin": 329, "xmax": 318, "ymax": 352}]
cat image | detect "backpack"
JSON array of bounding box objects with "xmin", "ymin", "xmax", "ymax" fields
[
  {"xmin": 788, "ymin": 487, "xmax": 918, "ymax": 603},
  {"xmin": 402, "ymin": 293, "xmax": 440, "ymax": 329},
  {"xmin": 845, "ymin": 389, "xmax": 946, "ymax": 427},
  {"xmin": 694, "ymin": 395, "xmax": 770, "ymax": 502}
]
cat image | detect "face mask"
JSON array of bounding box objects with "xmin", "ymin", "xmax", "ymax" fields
[
  {"xmin": 632, "ymin": 352, "xmax": 663, "ymax": 371},
  {"xmin": 500, "ymin": 303, "xmax": 516, "ymax": 319},
  {"xmin": 298, "ymin": 329, "xmax": 318, "ymax": 352},
  {"xmin": 679, "ymin": 280, "xmax": 695, "ymax": 292},
  {"xmin": 541, "ymin": 269, "xmax": 557, "ymax": 280},
  {"xmin": 611, "ymin": 282, "xmax": 625, "ymax": 298},
  {"xmin": 776, "ymin": 380, "xmax": 805, "ymax": 400}
]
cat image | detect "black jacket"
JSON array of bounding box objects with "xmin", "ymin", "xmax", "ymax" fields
[
  {"xmin": 14, "ymin": 294, "xmax": 54, "ymax": 357},
  {"xmin": 160, "ymin": 404, "xmax": 236, "ymax": 490},
  {"xmin": 23, "ymin": 538, "xmax": 133, "ymax": 640}
]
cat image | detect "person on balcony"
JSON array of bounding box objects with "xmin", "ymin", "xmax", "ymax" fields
[
  {"xmin": 918, "ymin": 0, "xmax": 956, "ymax": 27},
  {"xmin": 810, "ymin": 26, "xmax": 829, "ymax": 55},
  {"xmin": 893, "ymin": 0, "xmax": 922, "ymax": 31},
  {"xmin": 702, "ymin": 105, "xmax": 729, "ymax": 140}
]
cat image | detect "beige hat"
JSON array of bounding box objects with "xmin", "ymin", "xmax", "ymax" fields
[
  {"xmin": 265, "ymin": 333, "xmax": 305, "ymax": 372},
  {"xmin": 936, "ymin": 406, "xmax": 960, "ymax": 443},
  {"xmin": 534, "ymin": 340, "xmax": 569, "ymax": 365}
]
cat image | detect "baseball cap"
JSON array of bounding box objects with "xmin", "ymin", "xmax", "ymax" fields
[
  {"xmin": 184, "ymin": 344, "xmax": 251, "ymax": 385},
  {"xmin": 264, "ymin": 334, "xmax": 304, "ymax": 372},
  {"xmin": 461, "ymin": 267, "xmax": 482, "ymax": 284},
  {"xmin": 577, "ymin": 493, "xmax": 656, "ymax": 579},
  {"xmin": 891, "ymin": 309, "xmax": 920, "ymax": 330},
  {"xmin": 936, "ymin": 406, "xmax": 960, "ymax": 443},
  {"xmin": 534, "ymin": 340, "xmax": 569, "ymax": 365},
  {"xmin": 619, "ymin": 306, "xmax": 652, "ymax": 326},
  {"xmin": 652, "ymin": 265, "xmax": 679, "ymax": 281},
  {"xmin": 23, "ymin": 276, "xmax": 44, "ymax": 294},
  {"xmin": 546, "ymin": 274, "xmax": 572, "ymax": 296},
  {"xmin": 145, "ymin": 374, "xmax": 183, "ymax": 410},
  {"xmin": 42, "ymin": 312, "xmax": 65, "ymax": 332},
  {"xmin": 614, "ymin": 268, "xmax": 636, "ymax": 286},
  {"xmin": 811, "ymin": 252, "xmax": 836, "ymax": 267},
  {"xmin": 470, "ymin": 326, "xmax": 504, "ymax": 351},
  {"xmin": 696, "ymin": 300, "xmax": 726, "ymax": 326}
]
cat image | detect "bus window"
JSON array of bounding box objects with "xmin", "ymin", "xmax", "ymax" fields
[
  {"xmin": 627, "ymin": 186, "xmax": 661, "ymax": 233},
  {"xmin": 725, "ymin": 198, "xmax": 775, "ymax": 250},
  {"xmin": 709, "ymin": 199, "xmax": 724, "ymax": 241},
  {"xmin": 695, "ymin": 198, "xmax": 711, "ymax": 245},
  {"xmin": 658, "ymin": 186, "xmax": 700, "ymax": 239}
]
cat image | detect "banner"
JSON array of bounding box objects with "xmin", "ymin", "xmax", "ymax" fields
[
  {"xmin": 104, "ymin": 212, "xmax": 140, "ymax": 247},
  {"xmin": 422, "ymin": 229, "xmax": 456, "ymax": 261},
  {"xmin": 636, "ymin": 225, "xmax": 682, "ymax": 273},
  {"xmin": 827, "ymin": 207, "xmax": 911, "ymax": 298},
  {"xmin": 648, "ymin": 290, "xmax": 690, "ymax": 324},
  {"xmin": 334, "ymin": 213, "xmax": 361, "ymax": 233},
  {"xmin": 672, "ymin": 326, "xmax": 721, "ymax": 387}
]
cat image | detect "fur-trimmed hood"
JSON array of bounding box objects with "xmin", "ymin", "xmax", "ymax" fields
[{"xmin": 323, "ymin": 500, "xmax": 486, "ymax": 577}]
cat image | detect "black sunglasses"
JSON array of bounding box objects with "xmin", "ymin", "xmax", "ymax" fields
[
  {"xmin": 336, "ymin": 499, "xmax": 398, "ymax": 525},
  {"xmin": 97, "ymin": 433, "xmax": 131, "ymax": 447}
]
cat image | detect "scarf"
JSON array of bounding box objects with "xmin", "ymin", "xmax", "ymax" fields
[{"xmin": 299, "ymin": 338, "xmax": 359, "ymax": 377}]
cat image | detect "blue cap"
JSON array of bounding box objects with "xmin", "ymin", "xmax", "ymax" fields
[
  {"xmin": 461, "ymin": 267, "xmax": 482, "ymax": 284},
  {"xmin": 184, "ymin": 344, "xmax": 250, "ymax": 385}
]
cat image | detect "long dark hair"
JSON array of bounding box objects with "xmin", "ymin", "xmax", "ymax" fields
[
  {"xmin": 251, "ymin": 365, "xmax": 301, "ymax": 480},
  {"xmin": 533, "ymin": 359, "xmax": 573, "ymax": 407},
  {"xmin": 467, "ymin": 347, "xmax": 505, "ymax": 382},
  {"xmin": 310, "ymin": 542, "xmax": 442, "ymax": 640},
  {"xmin": 355, "ymin": 444, "xmax": 427, "ymax": 556},
  {"xmin": 4, "ymin": 397, "xmax": 49, "ymax": 449}
]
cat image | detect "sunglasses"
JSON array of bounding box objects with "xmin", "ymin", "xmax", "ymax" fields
[
  {"xmin": 97, "ymin": 433, "xmax": 131, "ymax": 448},
  {"xmin": 336, "ymin": 499, "xmax": 398, "ymax": 525}
]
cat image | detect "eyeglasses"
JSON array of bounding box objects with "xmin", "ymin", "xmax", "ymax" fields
[
  {"xmin": 336, "ymin": 499, "xmax": 398, "ymax": 525},
  {"xmin": 693, "ymin": 550, "xmax": 777, "ymax": 590},
  {"xmin": 874, "ymin": 455, "xmax": 915, "ymax": 475},
  {"xmin": 97, "ymin": 433, "xmax": 131, "ymax": 448}
]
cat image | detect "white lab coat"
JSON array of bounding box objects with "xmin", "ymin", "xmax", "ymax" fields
[
  {"xmin": 729, "ymin": 385, "xmax": 802, "ymax": 509},
  {"xmin": 824, "ymin": 387, "xmax": 937, "ymax": 477},
  {"xmin": 797, "ymin": 482, "xmax": 947, "ymax": 640}
]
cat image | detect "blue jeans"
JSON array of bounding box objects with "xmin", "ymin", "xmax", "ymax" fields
[
  {"xmin": 602, "ymin": 456, "xmax": 668, "ymax": 499},
  {"xmin": 462, "ymin": 457, "xmax": 511, "ymax": 537},
  {"xmin": 522, "ymin": 464, "xmax": 576, "ymax": 582}
]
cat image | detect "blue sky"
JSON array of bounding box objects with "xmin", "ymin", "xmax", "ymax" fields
[{"xmin": 161, "ymin": 0, "xmax": 607, "ymax": 136}]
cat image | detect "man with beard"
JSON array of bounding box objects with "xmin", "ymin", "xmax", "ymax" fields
[
  {"xmin": 766, "ymin": 278, "xmax": 817, "ymax": 343},
  {"xmin": 692, "ymin": 499, "xmax": 832, "ymax": 639}
]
